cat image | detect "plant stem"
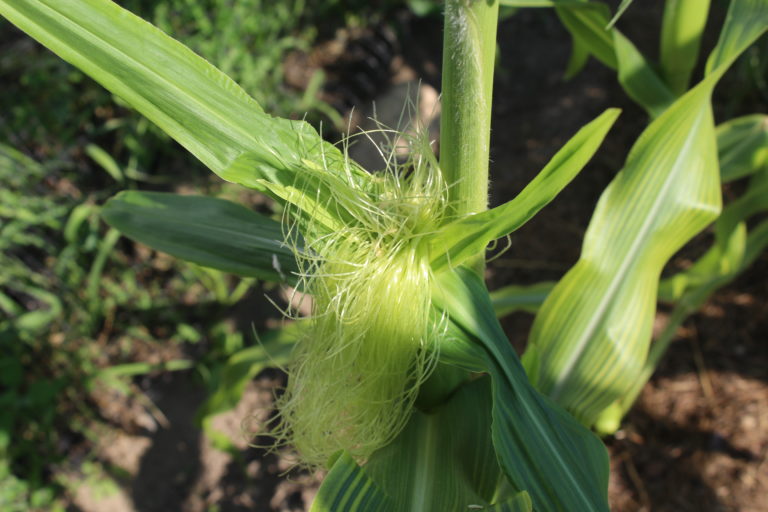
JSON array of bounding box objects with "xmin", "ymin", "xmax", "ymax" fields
[
  {"xmin": 418, "ymin": 0, "xmax": 500, "ymax": 410},
  {"xmin": 439, "ymin": 0, "xmax": 499, "ymax": 274}
]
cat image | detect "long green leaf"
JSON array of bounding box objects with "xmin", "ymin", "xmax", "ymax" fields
[
  {"xmin": 102, "ymin": 191, "xmax": 299, "ymax": 282},
  {"xmin": 523, "ymin": 1, "xmax": 768, "ymax": 425},
  {"xmin": 618, "ymin": 193, "xmax": 768, "ymax": 422},
  {"xmin": 520, "ymin": 1, "xmax": 686, "ymax": 116},
  {"xmin": 523, "ymin": 72, "xmax": 722, "ymax": 425},
  {"xmin": 429, "ymin": 109, "xmax": 619, "ymax": 272},
  {"xmin": 555, "ymin": 3, "xmax": 617, "ymax": 69},
  {"xmin": 0, "ymin": 0, "xmax": 359, "ymax": 230},
  {"xmin": 434, "ymin": 269, "xmax": 610, "ymax": 512}
]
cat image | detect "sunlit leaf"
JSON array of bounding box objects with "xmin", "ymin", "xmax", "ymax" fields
[
  {"xmin": 659, "ymin": 0, "xmax": 711, "ymax": 96},
  {"xmin": 523, "ymin": 73, "xmax": 722, "ymax": 425},
  {"xmin": 429, "ymin": 109, "xmax": 619, "ymax": 272}
]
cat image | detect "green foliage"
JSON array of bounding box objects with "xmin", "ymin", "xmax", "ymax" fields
[
  {"xmin": 0, "ymin": 118, "xmax": 265, "ymax": 510},
  {"xmin": 2, "ymin": 0, "xmax": 767, "ymax": 510},
  {"xmin": 513, "ymin": 0, "xmax": 768, "ymax": 434}
]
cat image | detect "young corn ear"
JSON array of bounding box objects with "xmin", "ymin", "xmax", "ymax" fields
[{"xmin": 271, "ymin": 129, "xmax": 449, "ymax": 467}]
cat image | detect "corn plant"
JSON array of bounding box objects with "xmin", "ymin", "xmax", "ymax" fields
[
  {"xmin": 494, "ymin": 0, "xmax": 768, "ymax": 434},
  {"xmin": 2, "ymin": 0, "xmax": 766, "ymax": 510}
]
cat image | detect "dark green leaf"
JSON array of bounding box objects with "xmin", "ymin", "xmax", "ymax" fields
[
  {"xmin": 102, "ymin": 191, "xmax": 299, "ymax": 282},
  {"xmin": 434, "ymin": 268, "xmax": 610, "ymax": 512}
]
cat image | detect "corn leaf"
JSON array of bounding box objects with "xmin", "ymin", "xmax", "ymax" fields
[
  {"xmin": 555, "ymin": 2, "xmax": 617, "ymax": 69},
  {"xmin": 0, "ymin": 0, "xmax": 358, "ymax": 228},
  {"xmin": 490, "ymin": 281, "xmax": 555, "ymax": 316},
  {"xmin": 524, "ymin": 0, "xmax": 768, "ymax": 425},
  {"xmin": 522, "ymin": 1, "xmax": 768, "ymax": 425},
  {"xmin": 523, "ymin": 71, "xmax": 723, "ymax": 425},
  {"xmin": 717, "ymin": 114, "xmax": 768, "ymax": 182},
  {"xmin": 659, "ymin": 0, "xmax": 711, "ymax": 96},
  {"xmin": 102, "ymin": 191, "xmax": 299, "ymax": 282},
  {"xmin": 520, "ymin": 1, "xmax": 678, "ymax": 116},
  {"xmin": 613, "ymin": 30, "xmax": 675, "ymax": 118},
  {"xmin": 608, "ymin": 167, "xmax": 768, "ymax": 426},
  {"xmin": 311, "ymin": 452, "xmax": 393, "ymax": 512},
  {"xmin": 429, "ymin": 109, "xmax": 619, "ymax": 272},
  {"xmin": 362, "ymin": 377, "xmax": 532, "ymax": 511},
  {"xmin": 606, "ymin": 0, "xmax": 635, "ymax": 29},
  {"xmin": 705, "ymin": 0, "xmax": 768, "ymax": 75},
  {"xmin": 434, "ymin": 268, "xmax": 609, "ymax": 512}
]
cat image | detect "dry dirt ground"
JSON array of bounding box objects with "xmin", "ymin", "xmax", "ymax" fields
[{"xmin": 68, "ymin": 6, "xmax": 766, "ymax": 512}]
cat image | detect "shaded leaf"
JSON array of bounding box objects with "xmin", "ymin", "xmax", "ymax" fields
[
  {"xmin": 311, "ymin": 452, "xmax": 393, "ymax": 512},
  {"xmin": 555, "ymin": 3, "xmax": 617, "ymax": 69},
  {"xmin": 613, "ymin": 30, "xmax": 675, "ymax": 118},
  {"xmin": 365, "ymin": 377, "xmax": 532, "ymax": 511},
  {"xmin": 102, "ymin": 191, "xmax": 298, "ymax": 282},
  {"xmin": 434, "ymin": 268, "xmax": 610, "ymax": 512}
]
